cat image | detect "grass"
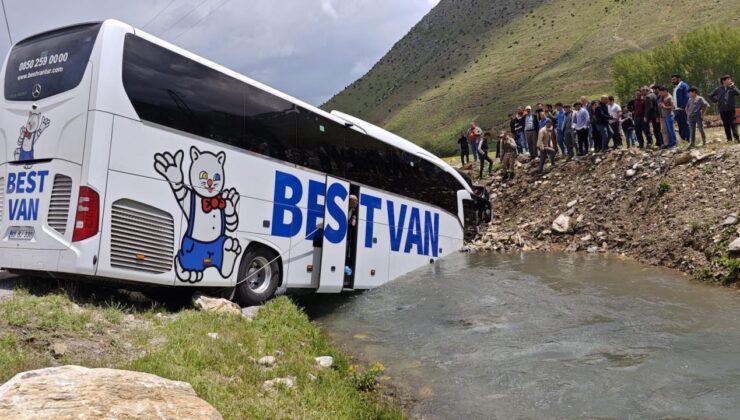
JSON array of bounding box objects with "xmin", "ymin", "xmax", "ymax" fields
[
  {"xmin": 0, "ymin": 281, "xmax": 402, "ymax": 419},
  {"xmin": 324, "ymin": 0, "xmax": 740, "ymax": 157}
]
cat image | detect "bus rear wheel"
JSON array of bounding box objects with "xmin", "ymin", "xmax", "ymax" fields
[{"xmin": 235, "ymin": 247, "xmax": 281, "ymax": 307}]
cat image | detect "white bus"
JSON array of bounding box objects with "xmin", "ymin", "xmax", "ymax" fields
[{"xmin": 0, "ymin": 20, "xmax": 483, "ymax": 305}]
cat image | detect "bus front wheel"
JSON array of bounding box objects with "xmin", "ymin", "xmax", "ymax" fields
[{"xmin": 235, "ymin": 246, "xmax": 281, "ymax": 307}]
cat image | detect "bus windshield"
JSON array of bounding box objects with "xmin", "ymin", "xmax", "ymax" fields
[{"xmin": 4, "ymin": 23, "xmax": 101, "ymax": 101}]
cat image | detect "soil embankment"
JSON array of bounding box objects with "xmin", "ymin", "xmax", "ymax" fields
[{"xmin": 463, "ymin": 142, "xmax": 740, "ymax": 286}]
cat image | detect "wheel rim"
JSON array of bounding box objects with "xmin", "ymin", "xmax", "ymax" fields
[{"xmin": 246, "ymin": 256, "xmax": 271, "ymax": 294}]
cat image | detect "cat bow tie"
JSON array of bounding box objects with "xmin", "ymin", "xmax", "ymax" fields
[
  {"xmin": 22, "ymin": 130, "xmax": 32, "ymax": 139},
  {"xmin": 202, "ymin": 196, "xmax": 226, "ymax": 213}
]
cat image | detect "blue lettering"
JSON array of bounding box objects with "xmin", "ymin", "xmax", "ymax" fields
[
  {"xmin": 36, "ymin": 170, "xmax": 49, "ymax": 193},
  {"xmin": 305, "ymin": 180, "xmax": 325, "ymax": 240},
  {"xmin": 8, "ymin": 198, "xmax": 39, "ymax": 221},
  {"xmin": 324, "ymin": 182, "xmax": 348, "ymax": 244},
  {"xmin": 6, "ymin": 173, "xmax": 16, "ymax": 193},
  {"xmin": 404, "ymin": 207, "xmax": 424, "ymax": 254},
  {"xmin": 271, "ymin": 171, "xmax": 303, "ymax": 238},
  {"xmin": 423, "ymin": 211, "xmax": 440, "ymax": 257},
  {"xmin": 8, "ymin": 199, "xmax": 18, "ymax": 220},
  {"xmin": 16, "ymin": 172, "xmax": 26, "ymax": 193},
  {"xmin": 25, "ymin": 171, "xmax": 37, "ymax": 193},
  {"xmin": 360, "ymin": 194, "xmax": 382, "ymax": 248},
  {"xmin": 27, "ymin": 198, "xmax": 39, "ymax": 220},
  {"xmin": 387, "ymin": 201, "xmax": 407, "ymax": 252}
]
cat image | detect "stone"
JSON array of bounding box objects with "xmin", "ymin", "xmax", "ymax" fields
[
  {"xmin": 51, "ymin": 343, "xmax": 67, "ymax": 358},
  {"xmin": 0, "ymin": 366, "xmax": 221, "ymax": 419},
  {"xmin": 257, "ymin": 356, "xmax": 276, "ymax": 367},
  {"xmin": 626, "ymin": 169, "xmax": 636, "ymax": 178},
  {"xmin": 722, "ymin": 213, "xmax": 738, "ymax": 226},
  {"xmin": 566, "ymin": 199, "xmax": 578, "ymax": 208},
  {"xmin": 315, "ymin": 356, "xmax": 334, "ymax": 369},
  {"xmin": 551, "ymin": 214, "xmax": 571, "ymax": 234},
  {"xmin": 587, "ymin": 246, "xmax": 599, "ymax": 254},
  {"xmin": 193, "ymin": 294, "xmax": 241, "ymax": 316},
  {"xmin": 673, "ymin": 152, "xmax": 693, "ymax": 166},
  {"xmin": 580, "ymin": 234, "xmax": 593, "ymax": 242},
  {"xmin": 241, "ymin": 306, "xmax": 261, "ymax": 320},
  {"xmin": 729, "ymin": 238, "xmax": 740, "ymax": 255},
  {"xmin": 207, "ymin": 332, "xmax": 219, "ymax": 340},
  {"xmin": 263, "ymin": 376, "xmax": 296, "ymax": 390}
]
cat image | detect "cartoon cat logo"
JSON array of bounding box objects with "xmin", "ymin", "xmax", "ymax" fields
[
  {"xmin": 15, "ymin": 111, "xmax": 50, "ymax": 162},
  {"xmin": 154, "ymin": 146, "xmax": 242, "ymax": 283}
]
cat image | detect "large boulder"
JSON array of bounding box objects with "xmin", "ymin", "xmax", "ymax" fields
[
  {"xmin": 551, "ymin": 214, "xmax": 572, "ymax": 234},
  {"xmin": 193, "ymin": 294, "xmax": 241, "ymax": 316},
  {"xmin": 0, "ymin": 365, "xmax": 222, "ymax": 419},
  {"xmin": 729, "ymin": 238, "xmax": 740, "ymax": 255}
]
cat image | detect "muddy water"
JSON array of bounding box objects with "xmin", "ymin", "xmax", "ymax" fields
[{"xmin": 305, "ymin": 252, "xmax": 740, "ymax": 419}]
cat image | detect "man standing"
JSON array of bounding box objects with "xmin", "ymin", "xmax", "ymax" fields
[
  {"xmin": 524, "ymin": 105, "xmax": 539, "ymax": 159},
  {"xmin": 658, "ymin": 86, "xmax": 677, "ymax": 148},
  {"xmin": 457, "ymin": 131, "xmax": 469, "ymax": 164},
  {"xmin": 478, "ymin": 132, "xmax": 494, "ymax": 179},
  {"xmin": 513, "ymin": 107, "xmax": 527, "ymax": 154},
  {"xmin": 537, "ymin": 119, "xmax": 557, "ymax": 174},
  {"xmin": 709, "ymin": 75, "xmax": 740, "ymax": 142},
  {"xmin": 555, "ymin": 103, "xmax": 566, "ymax": 155},
  {"xmin": 644, "ymin": 86, "xmax": 663, "ymax": 147},
  {"xmin": 469, "ymin": 122, "xmax": 480, "ymax": 162},
  {"xmin": 671, "ymin": 73, "xmax": 690, "ymax": 141},
  {"xmin": 562, "ymin": 104, "xmax": 575, "ymax": 157},
  {"xmin": 607, "ymin": 96, "xmax": 622, "ymax": 148},
  {"xmin": 595, "ymin": 95, "xmax": 613, "ymax": 152},
  {"xmin": 628, "ymin": 89, "xmax": 649, "ymax": 148},
  {"xmin": 574, "ymin": 102, "xmax": 590, "ymax": 156},
  {"xmin": 580, "ymin": 96, "xmax": 593, "ymax": 151},
  {"xmin": 686, "ymin": 87, "xmax": 709, "ymax": 148},
  {"xmin": 499, "ymin": 131, "xmax": 518, "ymax": 181}
]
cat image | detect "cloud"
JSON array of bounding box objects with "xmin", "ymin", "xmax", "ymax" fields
[
  {"xmin": 0, "ymin": 0, "xmax": 437, "ymax": 106},
  {"xmin": 320, "ymin": 0, "xmax": 338, "ymax": 19}
]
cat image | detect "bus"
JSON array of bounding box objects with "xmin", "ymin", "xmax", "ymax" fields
[{"xmin": 0, "ymin": 20, "xmax": 483, "ymax": 305}]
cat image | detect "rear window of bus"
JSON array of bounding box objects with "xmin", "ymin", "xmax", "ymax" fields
[{"xmin": 4, "ymin": 23, "xmax": 101, "ymax": 101}]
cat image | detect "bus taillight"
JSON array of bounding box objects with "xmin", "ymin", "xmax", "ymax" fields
[{"xmin": 72, "ymin": 186, "xmax": 100, "ymax": 242}]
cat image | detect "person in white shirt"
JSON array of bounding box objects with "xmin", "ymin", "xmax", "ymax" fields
[{"xmin": 607, "ymin": 96, "xmax": 622, "ymax": 148}]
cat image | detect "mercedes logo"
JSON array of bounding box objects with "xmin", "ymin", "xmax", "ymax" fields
[{"xmin": 32, "ymin": 84, "xmax": 41, "ymax": 98}]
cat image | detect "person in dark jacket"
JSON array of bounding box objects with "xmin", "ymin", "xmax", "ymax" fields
[
  {"xmin": 644, "ymin": 86, "xmax": 663, "ymax": 147},
  {"xmin": 457, "ymin": 131, "xmax": 469, "ymax": 165},
  {"xmin": 671, "ymin": 73, "xmax": 691, "ymax": 141},
  {"xmin": 628, "ymin": 89, "xmax": 650, "ymax": 148},
  {"xmin": 594, "ymin": 95, "xmax": 613, "ymax": 152},
  {"xmin": 478, "ymin": 132, "xmax": 494, "ymax": 179},
  {"xmin": 709, "ymin": 75, "xmax": 740, "ymax": 142}
]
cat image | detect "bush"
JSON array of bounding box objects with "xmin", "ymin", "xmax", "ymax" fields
[
  {"xmin": 657, "ymin": 181, "xmax": 670, "ymax": 195},
  {"xmin": 349, "ymin": 362, "xmax": 385, "ymax": 392},
  {"xmin": 612, "ymin": 26, "xmax": 740, "ymax": 106}
]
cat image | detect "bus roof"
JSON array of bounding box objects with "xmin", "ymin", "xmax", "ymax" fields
[{"xmin": 99, "ymin": 19, "xmax": 472, "ymax": 193}]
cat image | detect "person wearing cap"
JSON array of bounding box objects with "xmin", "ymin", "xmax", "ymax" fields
[
  {"xmin": 671, "ymin": 73, "xmax": 690, "ymax": 141},
  {"xmin": 523, "ymin": 105, "xmax": 539, "ymax": 159},
  {"xmin": 537, "ymin": 119, "xmax": 557, "ymax": 174},
  {"xmin": 499, "ymin": 131, "xmax": 517, "ymax": 181}
]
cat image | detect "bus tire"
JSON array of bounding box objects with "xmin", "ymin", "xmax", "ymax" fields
[{"xmin": 234, "ymin": 246, "xmax": 281, "ymax": 307}]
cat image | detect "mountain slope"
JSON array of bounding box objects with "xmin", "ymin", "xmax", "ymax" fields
[{"xmin": 324, "ymin": 0, "xmax": 740, "ymax": 156}]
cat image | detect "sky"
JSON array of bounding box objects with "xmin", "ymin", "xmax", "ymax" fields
[{"xmin": 0, "ymin": 0, "xmax": 439, "ymax": 105}]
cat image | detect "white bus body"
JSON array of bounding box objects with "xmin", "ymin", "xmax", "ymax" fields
[{"xmin": 0, "ymin": 20, "xmax": 478, "ymax": 304}]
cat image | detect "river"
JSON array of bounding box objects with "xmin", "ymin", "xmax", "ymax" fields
[{"xmin": 303, "ymin": 252, "xmax": 740, "ymax": 419}]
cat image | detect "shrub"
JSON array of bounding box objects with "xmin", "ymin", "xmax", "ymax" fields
[
  {"xmin": 612, "ymin": 26, "xmax": 740, "ymax": 106},
  {"xmin": 349, "ymin": 362, "xmax": 385, "ymax": 392},
  {"xmin": 657, "ymin": 181, "xmax": 670, "ymax": 195}
]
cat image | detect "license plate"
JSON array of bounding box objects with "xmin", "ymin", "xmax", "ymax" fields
[{"xmin": 8, "ymin": 227, "xmax": 34, "ymax": 241}]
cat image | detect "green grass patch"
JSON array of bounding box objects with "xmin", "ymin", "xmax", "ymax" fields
[{"xmin": 0, "ymin": 283, "xmax": 401, "ymax": 419}]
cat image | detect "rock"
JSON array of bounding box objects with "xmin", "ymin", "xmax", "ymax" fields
[
  {"xmin": 673, "ymin": 152, "xmax": 693, "ymax": 166},
  {"xmin": 729, "ymin": 238, "xmax": 740, "ymax": 255},
  {"xmin": 566, "ymin": 199, "xmax": 578, "ymax": 208},
  {"xmin": 51, "ymin": 343, "xmax": 67, "ymax": 358},
  {"xmin": 690, "ymin": 149, "xmax": 715, "ymax": 163},
  {"xmin": 580, "ymin": 234, "xmax": 593, "ymax": 242},
  {"xmin": 207, "ymin": 332, "xmax": 219, "ymax": 340},
  {"xmin": 257, "ymin": 356, "xmax": 276, "ymax": 367},
  {"xmin": 626, "ymin": 169, "xmax": 636, "ymax": 178},
  {"xmin": 0, "ymin": 366, "xmax": 221, "ymax": 419},
  {"xmin": 263, "ymin": 376, "xmax": 296, "ymax": 390},
  {"xmin": 315, "ymin": 356, "xmax": 334, "ymax": 369},
  {"xmin": 241, "ymin": 306, "xmax": 261, "ymax": 320},
  {"xmin": 587, "ymin": 246, "xmax": 599, "ymax": 254},
  {"xmin": 193, "ymin": 294, "xmax": 241, "ymax": 316},
  {"xmin": 551, "ymin": 214, "xmax": 571, "ymax": 234},
  {"xmin": 722, "ymin": 213, "xmax": 738, "ymax": 226}
]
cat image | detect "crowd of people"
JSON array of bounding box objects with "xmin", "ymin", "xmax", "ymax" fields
[{"xmin": 457, "ymin": 74, "xmax": 740, "ymax": 180}]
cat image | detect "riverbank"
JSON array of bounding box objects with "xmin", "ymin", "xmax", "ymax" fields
[
  {"xmin": 0, "ymin": 277, "xmax": 401, "ymax": 419},
  {"xmin": 463, "ymin": 135, "xmax": 740, "ymax": 286}
]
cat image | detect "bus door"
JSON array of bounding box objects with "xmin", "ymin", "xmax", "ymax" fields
[{"xmin": 316, "ymin": 176, "xmax": 349, "ymax": 293}]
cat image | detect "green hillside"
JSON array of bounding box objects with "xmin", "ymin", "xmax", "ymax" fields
[{"xmin": 323, "ymin": 0, "xmax": 740, "ymax": 156}]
